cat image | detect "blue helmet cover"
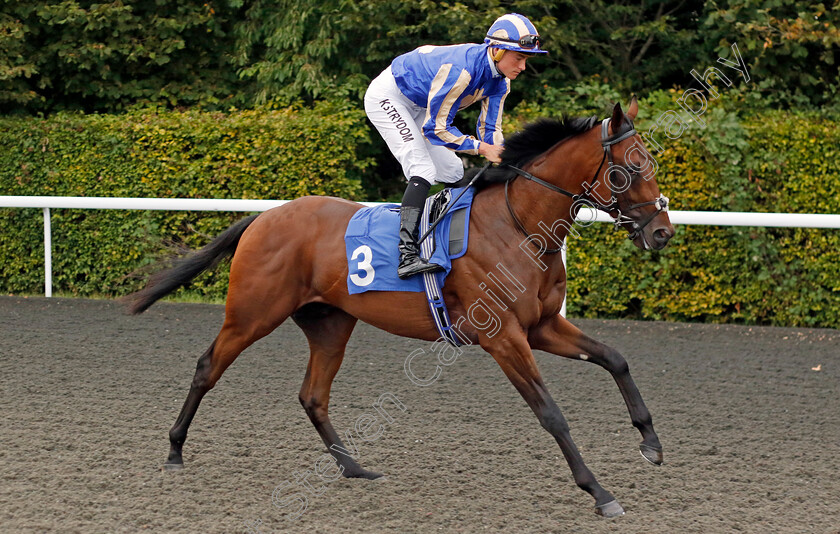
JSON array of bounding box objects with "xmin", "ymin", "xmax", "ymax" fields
[{"xmin": 484, "ymin": 13, "xmax": 548, "ymax": 55}]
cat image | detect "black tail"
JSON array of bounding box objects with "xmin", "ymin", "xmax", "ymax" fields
[{"xmin": 125, "ymin": 214, "xmax": 259, "ymax": 314}]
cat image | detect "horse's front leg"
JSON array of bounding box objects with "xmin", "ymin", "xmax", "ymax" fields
[
  {"xmin": 482, "ymin": 329, "xmax": 625, "ymax": 517},
  {"xmin": 528, "ymin": 314, "xmax": 663, "ymax": 465}
]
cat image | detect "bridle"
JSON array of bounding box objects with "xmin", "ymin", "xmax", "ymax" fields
[{"xmin": 504, "ymin": 117, "xmax": 669, "ymax": 254}]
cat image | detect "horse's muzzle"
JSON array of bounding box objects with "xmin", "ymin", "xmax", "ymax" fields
[{"xmin": 651, "ymin": 226, "xmax": 674, "ymax": 249}]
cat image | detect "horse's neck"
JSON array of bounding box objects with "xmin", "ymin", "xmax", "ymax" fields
[
  {"xmin": 465, "ymin": 132, "xmax": 600, "ymax": 293},
  {"xmin": 510, "ymin": 136, "xmax": 594, "ymax": 246}
]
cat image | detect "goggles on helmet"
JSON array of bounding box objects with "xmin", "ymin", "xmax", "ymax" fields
[{"xmin": 486, "ymin": 34, "xmax": 543, "ymax": 49}]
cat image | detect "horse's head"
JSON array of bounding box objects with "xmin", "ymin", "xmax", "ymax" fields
[
  {"xmin": 589, "ymin": 97, "xmax": 674, "ymax": 250},
  {"xmin": 489, "ymin": 103, "xmax": 673, "ymax": 253}
]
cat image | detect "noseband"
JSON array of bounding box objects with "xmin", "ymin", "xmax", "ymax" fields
[{"xmin": 505, "ymin": 118, "xmax": 669, "ymax": 254}]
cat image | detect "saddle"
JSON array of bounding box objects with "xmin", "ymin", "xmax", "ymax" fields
[{"xmin": 344, "ymin": 186, "xmax": 475, "ymax": 295}]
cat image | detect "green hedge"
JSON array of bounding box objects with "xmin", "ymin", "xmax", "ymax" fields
[
  {"xmin": 1, "ymin": 100, "xmax": 838, "ymax": 328},
  {"xmin": 0, "ymin": 103, "xmax": 372, "ymax": 298}
]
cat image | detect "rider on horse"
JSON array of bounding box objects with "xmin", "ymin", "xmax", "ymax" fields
[{"xmin": 364, "ymin": 13, "xmax": 548, "ymax": 279}]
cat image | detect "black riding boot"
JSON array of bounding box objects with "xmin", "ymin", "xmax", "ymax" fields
[{"xmin": 397, "ymin": 206, "xmax": 443, "ymax": 279}]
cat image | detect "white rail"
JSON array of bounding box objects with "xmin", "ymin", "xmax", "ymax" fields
[
  {"xmin": 2, "ymin": 195, "xmax": 840, "ymax": 297},
  {"xmin": 0, "ymin": 196, "xmax": 384, "ymax": 211}
]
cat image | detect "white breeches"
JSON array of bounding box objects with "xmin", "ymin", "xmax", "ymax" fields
[{"xmin": 364, "ymin": 67, "xmax": 464, "ymax": 186}]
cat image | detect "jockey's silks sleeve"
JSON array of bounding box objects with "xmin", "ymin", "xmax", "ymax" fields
[
  {"xmin": 476, "ymin": 78, "xmax": 510, "ymax": 148},
  {"xmin": 391, "ymin": 43, "xmax": 510, "ymax": 154}
]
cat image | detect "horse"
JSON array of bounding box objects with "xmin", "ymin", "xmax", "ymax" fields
[{"xmin": 126, "ymin": 98, "xmax": 674, "ymax": 518}]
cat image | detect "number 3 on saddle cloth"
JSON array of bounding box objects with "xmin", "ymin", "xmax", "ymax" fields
[{"xmin": 344, "ymin": 186, "xmax": 475, "ymax": 346}]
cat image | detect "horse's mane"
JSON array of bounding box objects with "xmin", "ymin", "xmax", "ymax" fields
[{"xmin": 469, "ymin": 115, "xmax": 599, "ymax": 190}]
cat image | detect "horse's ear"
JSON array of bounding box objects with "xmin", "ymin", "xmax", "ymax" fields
[
  {"xmin": 611, "ymin": 102, "xmax": 624, "ymax": 129},
  {"xmin": 626, "ymin": 95, "xmax": 638, "ymax": 121}
]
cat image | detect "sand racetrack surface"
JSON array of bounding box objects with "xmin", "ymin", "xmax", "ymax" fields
[{"xmin": 1, "ymin": 296, "xmax": 838, "ymax": 533}]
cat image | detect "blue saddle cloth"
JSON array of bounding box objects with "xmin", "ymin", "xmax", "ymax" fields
[{"xmin": 345, "ymin": 186, "xmax": 475, "ymax": 295}]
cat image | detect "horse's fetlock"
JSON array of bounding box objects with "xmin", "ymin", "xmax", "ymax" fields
[
  {"xmin": 632, "ymin": 415, "xmax": 652, "ymax": 429},
  {"xmin": 169, "ymin": 428, "xmax": 186, "ymax": 446},
  {"xmin": 574, "ymin": 474, "xmax": 598, "ymax": 493}
]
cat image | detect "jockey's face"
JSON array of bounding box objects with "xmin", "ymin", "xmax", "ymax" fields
[{"xmin": 496, "ymin": 51, "xmax": 530, "ymax": 80}]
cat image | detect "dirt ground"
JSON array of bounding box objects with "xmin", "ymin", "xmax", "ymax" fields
[{"xmin": 1, "ymin": 296, "xmax": 838, "ymax": 533}]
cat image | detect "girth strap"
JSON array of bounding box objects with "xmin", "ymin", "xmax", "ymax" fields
[{"xmin": 419, "ymin": 194, "xmax": 464, "ymax": 347}]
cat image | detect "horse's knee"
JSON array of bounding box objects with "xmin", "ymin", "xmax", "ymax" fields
[
  {"xmin": 190, "ymin": 369, "xmax": 216, "ymax": 391},
  {"xmin": 299, "ymin": 395, "xmax": 327, "ymax": 421},
  {"xmin": 597, "ymin": 345, "xmax": 629, "ymax": 375}
]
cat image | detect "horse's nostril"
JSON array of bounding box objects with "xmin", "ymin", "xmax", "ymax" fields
[{"xmin": 653, "ymin": 228, "xmax": 671, "ymax": 243}]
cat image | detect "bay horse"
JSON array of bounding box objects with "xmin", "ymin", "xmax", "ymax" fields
[{"xmin": 126, "ymin": 98, "xmax": 674, "ymax": 518}]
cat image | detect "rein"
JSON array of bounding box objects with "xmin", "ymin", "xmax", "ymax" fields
[{"xmin": 504, "ymin": 118, "xmax": 669, "ymax": 254}]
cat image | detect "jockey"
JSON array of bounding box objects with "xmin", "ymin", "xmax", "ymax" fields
[{"xmin": 364, "ymin": 13, "xmax": 547, "ymax": 279}]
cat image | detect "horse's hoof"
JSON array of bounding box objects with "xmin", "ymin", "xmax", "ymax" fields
[
  {"xmin": 595, "ymin": 500, "xmax": 625, "ymax": 518},
  {"xmin": 640, "ymin": 443, "xmax": 663, "ymax": 466},
  {"xmin": 163, "ymin": 462, "xmax": 184, "ymax": 472}
]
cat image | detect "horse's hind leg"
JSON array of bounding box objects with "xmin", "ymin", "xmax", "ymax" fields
[
  {"xmin": 165, "ymin": 305, "xmax": 291, "ymax": 470},
  {"xmin": 529, "ymin": 314, "xmax": 663, "ymax": 465},
  {"xmin": 292, "ymin": 303, "xmax": 381, "ymax": 479}
]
